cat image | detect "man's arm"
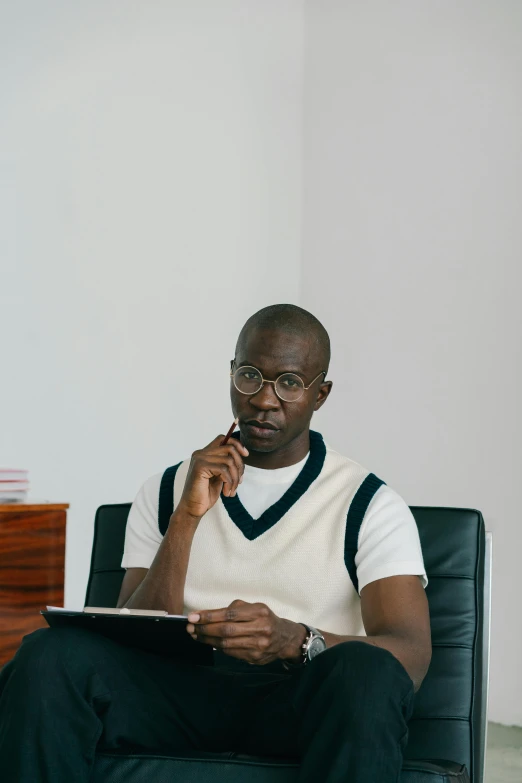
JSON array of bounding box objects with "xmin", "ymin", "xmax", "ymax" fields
[
  {"xmin": 116, "ymin": 508, "xmax": 200, "ymax": 612},
  {"xmin": 188, "ymin": 575, "xmax": 431, "ymax": 692},
  {"xmin": 319, "ymin": 575, "xmax": 432, "ymax": 691},
  {"xmin": 116, "ymin": 434, "xmax": 248, "ymax": 613}
]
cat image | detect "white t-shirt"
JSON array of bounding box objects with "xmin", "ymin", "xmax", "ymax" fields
[{"xmin": 237, "ymin": 454, "xmax": 309, "ymax": 519}]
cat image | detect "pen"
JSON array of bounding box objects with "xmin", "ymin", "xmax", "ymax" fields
[{"xmin": 220, "ymin": 417, "xmax": 239, "ymax": 446}]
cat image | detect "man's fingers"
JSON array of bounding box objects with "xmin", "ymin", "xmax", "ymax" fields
[
  {"xmin": 192, "ymin": 633, "xmax": 247, "ymax": 648},
  {"xmin": 209, "ymin": 465, "xmax": 234, "ymax": 495},
  {"xmin": 213, "ymin": 453, "xmax": 241, "ymax": 496},
  {"xmin": 199, "ymin": 436, "xmax": 248, "ymax": 497},
  {"xmin": 225, "ymin": 446, "xmax": 245, "ymax": 491},
  {"xmin": 226, "ymin": 438, "xmax": 249, "ymax": 459},
  {"xmin": 202, "ymin": 459, "xmax": 239, "ymax": 497},
  {"xmin": 215, "ymin": 443, "xmax": 247, "ymax": 494},
  {"xmin": 185, "ymin": 600, "xmax": 275, "ymax": 665},
  {"xmin": 188, "ymin": 620, "xmax": 264, "ymax": 638},
  {"xmin": 188, "ymin": 600, "xmax": 255, "ymax": 625},
  {"xmin": 208, "ymin": 434, "xmax": 249, "ymax": 459},
  {"xmin": 192, "ymin": 634, "xmax": 267, "ymax": 652}
]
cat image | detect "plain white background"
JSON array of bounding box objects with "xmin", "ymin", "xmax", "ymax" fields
[
  {"xmin": 0, "ymin": 0, "xmax": 302, "ymax": 604},
  {"xmin": 302, "ymin": 0, "xmax": 522, "ymax": 726},
  {"xmin": 1, "ymin": 1, "xmax": 521, "ymax": 726},
  {"xmin": 0, "ymin": 0, "xmax": 302, "ymax": 605}
]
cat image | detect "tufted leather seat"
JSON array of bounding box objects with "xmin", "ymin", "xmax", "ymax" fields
[{"xmin": 86, "ymin": 505, "xmax": 488, "ymax": 783}]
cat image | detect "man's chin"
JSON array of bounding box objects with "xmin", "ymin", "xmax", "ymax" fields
[
  {"xmin": 239, "ymin": 426, "xmax": 282, "ymax": 452},
  {"xmin": 244, "ymin": 442, "xmax": 278, "ymax": 453}
]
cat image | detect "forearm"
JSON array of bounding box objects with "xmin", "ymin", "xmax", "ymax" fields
[
  {"xmin": 121, "ymin": 508, "xmax": 199, "ymax": 614},
  {"xmin": 283, "ymin": 621, "xmax": 430, "ymax": 692},
  {"xmin": 321, "ymin": 630, "xmax": 430, "ymax": 691}
]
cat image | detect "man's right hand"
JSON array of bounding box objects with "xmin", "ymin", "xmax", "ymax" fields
[{"xmin": 176, "ymin": 435, "xmax": 249, "ymax": 522}]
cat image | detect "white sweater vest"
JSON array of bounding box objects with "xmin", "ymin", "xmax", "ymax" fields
[
  {"xmin": 123, "ymin": 431, "xmax": 427, "ymax": 637},
  {"xmin": 172, "ymin": 432, "xmax": 371, "ymax": 637}
]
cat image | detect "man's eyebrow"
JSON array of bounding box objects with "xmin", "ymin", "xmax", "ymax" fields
[
  {"xmin": 236, "ymin": 359, "xmax": 306, "ymax": 375},
  {"xmin": 276, "ymin": 369, "xmax": 305, "ymax": 377},
  {"xmin": 238, "ymin": 361, "xmax": 306, "ymax": 378}
]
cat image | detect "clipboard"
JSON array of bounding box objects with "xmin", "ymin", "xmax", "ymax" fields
[{"xmin": 41, "ymin": 608, "xmax": 214, "ymax": 665}]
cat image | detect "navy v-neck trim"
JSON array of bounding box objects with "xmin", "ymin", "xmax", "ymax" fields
[{"xmin": 221, "ymin": 430, "xmax": 326, "ymax": 540}]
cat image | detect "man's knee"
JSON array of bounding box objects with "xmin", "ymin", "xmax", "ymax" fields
[{"xmin": 11, "ymin": 626, "xmax": 108, "ymax": 675}]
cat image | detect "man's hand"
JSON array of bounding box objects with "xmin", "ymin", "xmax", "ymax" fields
[
  {"xmin": 177, "ymin": 436, "xmax": 249, "ymax": 521},
  {"xmin": 186, "ymin": 599, "xmax": 307, "ymax": 665}
]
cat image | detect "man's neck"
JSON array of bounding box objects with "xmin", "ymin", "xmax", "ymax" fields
[{"xmin": 242, "ymin": 429, "xmax": 310, "ymax": 470}]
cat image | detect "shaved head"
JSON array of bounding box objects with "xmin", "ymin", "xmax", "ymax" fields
[
  {"xmin": 231, "ymin": 304, "xmax": 333, "ymax": 465},
  {"xmin": 236, "ymin": 304, "xmax": 331, "ymax": 374}
]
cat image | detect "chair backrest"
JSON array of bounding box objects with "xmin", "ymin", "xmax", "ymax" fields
[{"xmin": 85, "ymin": 504, "xmax": 487, "ymax": 783}]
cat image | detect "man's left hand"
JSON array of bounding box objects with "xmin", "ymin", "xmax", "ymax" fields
[{"xmin": 186, "ymin": 599, "xmax": 307, "ymax": 665}]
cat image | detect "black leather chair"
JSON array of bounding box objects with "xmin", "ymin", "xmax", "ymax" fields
[{"xmin": 86, "ymin": 505, "xmax": 491, "ymax": 783}]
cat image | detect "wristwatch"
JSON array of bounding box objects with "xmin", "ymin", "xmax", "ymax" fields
[{"xmin": 283, "ymin": 624, "xmax": 327, "ymax": 668}]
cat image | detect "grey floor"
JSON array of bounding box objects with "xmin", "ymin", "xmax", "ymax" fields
[{"xmin": 485, "ymin": 723, "xmax": 522, "ymax": 783}]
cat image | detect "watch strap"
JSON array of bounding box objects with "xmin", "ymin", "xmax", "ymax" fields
[{"xmin": 282, "ymin": 624, "xmax": 324, "ymax": 669}]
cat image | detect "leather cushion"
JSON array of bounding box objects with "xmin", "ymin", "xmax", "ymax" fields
[{"xmin": 93, "ymin": 752, "xmax": 469, "ymax": 783}]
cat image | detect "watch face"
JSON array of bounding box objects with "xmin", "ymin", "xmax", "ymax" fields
[{"xmin": 308, "ymin": 636, "xmax": 327, "ymax": 659}]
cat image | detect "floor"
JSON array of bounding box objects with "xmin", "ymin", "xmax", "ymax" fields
[{"xmin": 485, "ymin": 723, "xmax": 522, "ymax": 782}]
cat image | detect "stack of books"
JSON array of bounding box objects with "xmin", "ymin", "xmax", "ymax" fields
[{"xmin": 0, "ymin": 469, "xmax": 29, "ymax": 503}]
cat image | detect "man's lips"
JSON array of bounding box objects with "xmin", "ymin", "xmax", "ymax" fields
[
  {"xmin": 244, "ymin": 419, "xmax": 279, "ymax": 430},
  {"xmin": 242, "ymin": 420, "xmax": 280, "ymax": 436}
]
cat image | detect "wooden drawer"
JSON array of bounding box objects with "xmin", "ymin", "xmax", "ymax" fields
[{"xmin": 0, "ymin": 504, "xmax": 68, "ymax": 667}]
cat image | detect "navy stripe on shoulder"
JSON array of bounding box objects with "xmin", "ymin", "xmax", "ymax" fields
[
  {"xmin": 158, "ymin": 462, "xmax": 182, "ymax": 536},
  {"xmin": 344, "ymin": 473, "xmax": 385, "ymax": 594}
]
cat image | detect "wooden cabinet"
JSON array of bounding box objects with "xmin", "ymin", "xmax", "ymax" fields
[{"xmin": 0, "ymin": 503, "xmax": 68, "ymax": 667}]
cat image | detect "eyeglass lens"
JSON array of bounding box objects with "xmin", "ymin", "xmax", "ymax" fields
[{"xmin": 233, "ymin": 366, "xmax": 305, "ymax": 402}]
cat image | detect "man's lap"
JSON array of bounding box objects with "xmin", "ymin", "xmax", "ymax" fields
[{"xmin": 2, "ymin": 628, "xmax": 413, "ymax": 758}]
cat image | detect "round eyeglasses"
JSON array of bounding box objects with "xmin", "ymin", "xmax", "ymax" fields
[{"xmin": 230, "ymin": 364, "xmax": 326, "ymax": 403}]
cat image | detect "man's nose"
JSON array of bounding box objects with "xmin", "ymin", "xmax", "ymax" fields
[{"xmin": 248, "ymin": 381, "xmax": 280, "ymax": 410}]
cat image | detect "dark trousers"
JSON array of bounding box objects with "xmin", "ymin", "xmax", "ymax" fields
[{"xmin": 0, "ymin": 626, "xmax": 414, "ymax": 783}]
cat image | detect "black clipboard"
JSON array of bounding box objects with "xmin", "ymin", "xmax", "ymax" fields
[{"xmin": 41, "ymin": 609, "xmax": 214, "ymax": 665}]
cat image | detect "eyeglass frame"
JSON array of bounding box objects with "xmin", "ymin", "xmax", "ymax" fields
[{"xmin": 230, "ymin": 360, "xmax": 327, "ymax": 403}]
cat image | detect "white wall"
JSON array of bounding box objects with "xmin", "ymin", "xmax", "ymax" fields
[
  {"xmin": 302, "ymin": 1, "xmax": 522, "ymax": 725},
  {"xmin": 0, "ymin": 1, "xmax": 303, "ymax": 607},
  {"xmin": 2, "ymin": 0, "xmax": 520, "ymax": 729}
]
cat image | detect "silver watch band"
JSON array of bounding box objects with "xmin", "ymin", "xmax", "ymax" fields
[{"xmin": 282, "ymin": 624, "xmax": 323, "ymax": 669}]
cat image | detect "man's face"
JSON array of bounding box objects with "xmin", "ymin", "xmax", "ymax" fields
[{"xmin": 230, "ymin": 328, "xmax": 331, "ymax": 453}]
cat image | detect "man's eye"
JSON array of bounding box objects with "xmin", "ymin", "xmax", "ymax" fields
[
  {"xmin": 280, "ymin": 377, "xmax": 299, "ymax": 387},
  {"xmin": 240, "ymin": 371, "xmax": 260, "ymax": 380}
]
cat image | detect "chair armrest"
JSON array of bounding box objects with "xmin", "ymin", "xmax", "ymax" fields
[{"xmin": 402, "ymin": 758, "xmax": 470, "ymax": 782}]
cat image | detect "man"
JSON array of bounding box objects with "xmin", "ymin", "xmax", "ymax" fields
[{"xmin": 0, "ymin": 304, "xmax": 431, "ymax": 783}]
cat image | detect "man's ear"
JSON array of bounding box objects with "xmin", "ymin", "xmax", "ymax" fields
[{"xmin": 314, "ymin": 381, "xmax": 333, "ymax": 412}]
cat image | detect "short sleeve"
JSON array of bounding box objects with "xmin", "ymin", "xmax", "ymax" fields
[
  {"xmin": 121, "ymin": 472, "xmax": 163, "ymax": 569},
  {"xmin": 354, "ymin": 484, "xmax": 427, "ymax": 594}
]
